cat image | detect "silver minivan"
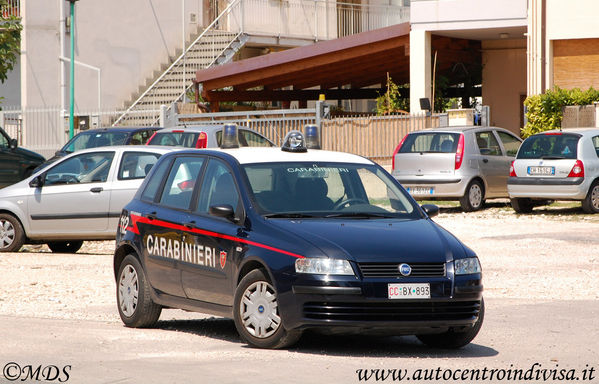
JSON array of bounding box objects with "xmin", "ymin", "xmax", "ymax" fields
[{"xmin": 392, "ymin": 126, "xmax": 522, "ymax": 211}]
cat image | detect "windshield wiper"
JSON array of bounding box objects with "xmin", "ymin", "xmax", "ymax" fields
[
  {"xmin": 324, "ymin": 212, "xmax": 396, "ymax": 219},
  {"xmin": 541, "ymin": 155, "xmax": 566, "ymax": 160},
  {"xmin": 263, "ymin": 213, "xmax": 320, "ymax": 219}
]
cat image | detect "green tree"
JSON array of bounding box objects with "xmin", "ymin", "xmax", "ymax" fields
[
  {"xmin": 375, "ymin": 75, "xmax": 409, "ymax": 115},
  {"xmin": 0, "ymin": 0, "xmax": 22, "ymax": 84}
]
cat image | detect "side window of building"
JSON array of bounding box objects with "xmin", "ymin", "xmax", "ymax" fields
[
  {"xmin": 496, "ymin": 131, "xmax": 522, "ymax": 157},
  {"xmin": 196, "ymin": 159, "xmax": 240, "ymax": 215},
  {"xmin": 45, "ymin": 152, "xmax": 115, "ymax": 185},
  {"xmin": 118, "ymin": 152, "xmax": 161, "ymax": 180},
  {"xmin": 159, "ymin": 156, "xmax": 205, "ymax": 210},
  {"xmin": 475, "ymin": 131, "xmax": 502, "ymax": 156}
]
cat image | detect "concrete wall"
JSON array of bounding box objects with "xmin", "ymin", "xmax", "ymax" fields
[
  {"xmin": 0, "ymin": 57, "xmax": 21, "ymax": 107},
  {"xmin": 482, "ymin": 39, "xmax": 527, "ymax": 135},
  {"xmin": 546, "ymin": 0, "xmax": 599, "ymax": 41},
  {"xmin": 18, "ymin": 0, "xmax": 204, "ymax": 111}
]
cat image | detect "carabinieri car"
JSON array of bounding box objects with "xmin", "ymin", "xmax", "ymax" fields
[{"xmin": 114, "ymin": 126, "xmax": 484, "ymax": 349}]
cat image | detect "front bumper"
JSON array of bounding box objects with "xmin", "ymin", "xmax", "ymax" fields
[
  {"xmin": 508, "ymin": 176, "xmax": 588, "ymax": 200},
  {"xmin": 279, "ymin": 272, "xmax": 483, "ymax": 334}
]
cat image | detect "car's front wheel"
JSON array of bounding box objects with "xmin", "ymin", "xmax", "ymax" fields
[
  {"xmin": 459, "ymin": 180, "xmax": 485, "ymax": 212},
  {"xmin": 47, "ymin": 241, "xmax": 84, "ymax": 253},
  {"xmin": 117, "ymin": 254, "xmax": 162, "ymax": 327},
  {"xmin": 233, "ymin": 268, "xmax": 302, "ymax": 349},
  {"xmin": 582, "ymin": 181, "xmax": 599, "ymax": 213},
  {"xmin": 417, "ymin": 298, "xmax": 485, "ymax": 349},
  {"xmin": 0, "ymin": 213, "xmax": 25, "ymax": 253}
]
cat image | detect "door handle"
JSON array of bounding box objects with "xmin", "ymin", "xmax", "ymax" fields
[
  {"xmin": 90, "ymin": 187, "xmax": 103, "ymax": 193},
  {"xmin": 146, "ymin": 212, "xmax": 157, "ymax": 221},
  {"xmin": 482, "ymin": 159, "xmax": 489, "ymax": 163},
  {"xmin": 184, "ymin": 221, "xmax": 196, "ymax": 229}
]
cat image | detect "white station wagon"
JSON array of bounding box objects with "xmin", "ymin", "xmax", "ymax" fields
[{"xmin": 508, "ymin": 128, "xmax": 599, "ymax": 213}]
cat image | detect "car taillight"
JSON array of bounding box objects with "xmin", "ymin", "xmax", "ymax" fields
[
  {"xmin": 146, "ymin": 132, "xmax": 157, "ymax": 145},
  {"xmin": 392, "ymin": 134, "xmax": 408, "ymax": 171},
  {"xmin": 196, "ymin": 132, "xmax": 207, "ymax": 148},
  {"xmin": 509, "ymin": 161, "xmax": 517, "ymax": 177},
  {"xmin": 455, "ymin": 133, "xmax": 465, "ymax": 170},
  {"xmin": 568, "ymin": 160, "xmax": 584, "ymax": 177}
]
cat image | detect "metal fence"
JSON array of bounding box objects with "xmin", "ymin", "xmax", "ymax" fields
[{"xmin": 1, "ymin": 0, "xmax": 19, "ymax": 18}]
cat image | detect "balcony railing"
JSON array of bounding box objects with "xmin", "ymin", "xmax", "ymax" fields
[
  {"xmin": 230, "ymin": 0, "xmax": 410, "ymax": 41},
  {"xmin": 1, "ymin": 0, "xmax": 20, "ymax": 18}
]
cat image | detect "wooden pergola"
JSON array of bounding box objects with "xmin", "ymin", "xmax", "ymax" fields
[{"xmin": 194, "ymin": 23, "xmax": 481, "ymax": 110}]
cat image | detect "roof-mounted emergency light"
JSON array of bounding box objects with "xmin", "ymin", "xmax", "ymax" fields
[
  {"xmin": 304, "ymin": 124, "xmax": 321, "ymax": 150},
  {"xmin": 281, "ymin": 130, "xmax": 307, "ymax": 152},
  {"xmin": 221, "ymin": 124, "xmax": 240, "ymax": 149}
]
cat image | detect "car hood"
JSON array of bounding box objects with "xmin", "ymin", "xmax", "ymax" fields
[
  {"xmin": 16, "ymin": 147, "xmax": 45, "ymax": 163},
  {"xmin": 268, "ymin": 218, "xmax": 467, "ymax": 263}
]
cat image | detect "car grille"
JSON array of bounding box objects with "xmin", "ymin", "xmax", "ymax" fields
[
  {"xmin": 358, "ymin": 262, "xmax": 446, "ymax": 278},
  {"xmin": 303, "ymin": 301, "xmax": 481, "ymax": 322}
]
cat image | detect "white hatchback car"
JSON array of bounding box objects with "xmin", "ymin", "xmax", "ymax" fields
[{"xmin": 508, "ymin": 128, "xmax": 599, "ymax": 213}]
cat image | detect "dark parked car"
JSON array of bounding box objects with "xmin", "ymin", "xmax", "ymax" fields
[
  {"xmin": 0, "ymin": 127, "xmax": 45, "ymax": 188},
  {"xmin": 37, "ymin": 127, "xmax": 158, "ymax": 170}
]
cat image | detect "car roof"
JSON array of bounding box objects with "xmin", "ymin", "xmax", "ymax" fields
[
  {"xmin": 535, "ymin": 127, "xmax": 599, "ymax": 136},
  {"xmin": 77, "ymin": 127, "xmax": 158, "ymax": 134},
  {"xmin": 59, "ymin": 145, "xmax": 177, "ymax": 157},
  {"xmin": 154, "ymin": 125, "xmax": 226, "ymax": 133},
  {"xmin": 412, "ymin": 126, "xmax": 514, "ymax": 134},
  {"xmin": 172, "ymin": 147, "xmax": 374, "ymax": 165}
]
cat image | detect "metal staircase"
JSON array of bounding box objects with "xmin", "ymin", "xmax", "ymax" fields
[{"xmin": 113, "ymin": 0, "xmax": 246, "ymax": 126}]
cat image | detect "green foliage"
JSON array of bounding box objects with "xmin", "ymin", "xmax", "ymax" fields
[
  {"xmin": 522, "ymin": 87, "xmax": 599, "ymax": 138},
  {"xmin": 0, "ymin": 0, "xmax": 22, "ymax": 85},
  {"xmin": 375, "ymin": 76, "xmax": 409, "ymax": 115}
]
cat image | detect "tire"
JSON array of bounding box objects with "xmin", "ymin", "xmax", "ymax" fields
[
  {"xmin": 116, "ymin": 254, "xmax": 162, "ymax": 328},
  {"xmin": 0, "ymin": 213, "xmax": 25, "ymax": 253},
  {"xmin": 417, "ymin": 298, "xmax": 485, "ymax": 349},
  {"xmin": 510, "ymin": 198, "xmax": 534, "ymax": 214},
  {"xmin": 47, "ymin": 241, "xmax": 84, "ymax": 253},
  {"xmin": 233, "ymin": 268, "xmax": 302, "ymax": 349},
  {"xmin": 582, "ymin": 181, "xmax": 599, "ymax": 214},
  {"xmin": 459, "ymin": 180, "xmax": 485, "ymax": 212}
]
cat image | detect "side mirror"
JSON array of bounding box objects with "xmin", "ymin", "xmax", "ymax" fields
[
  {"xmin": 9, "ymin": 138, "xmax": 17, "ymax": 150},
  {"xmin": 29, "ymin": 175, "xmax": 44, "ymax": 188},
  {"xmin": 421, "ymin": 204, "xmax": 439, "ymax": 218},
  {"xmin": 209, "ymin": 204, "xmax": 235, "ymax": 220}
]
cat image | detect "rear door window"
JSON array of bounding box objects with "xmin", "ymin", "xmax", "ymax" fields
[
  {"xmin": 475, "ymin": 131, "xmax": 502, "ymax": 156},
  {"xmin": 517, "ymin": 134, "xmax": 580, "ymax": 160},
  {"xmin": 118, "ymin": 151, "xmax": 161, "ymax": 180},
  {"xmin": 399, "ymin": 132, "xmax": 460, "ymax": 153},
  {"xmin": 592, "ymin": 136, "xmax": 599, "ymax": 158},
  {"xmin": 159, "ymin": 156, "xmax": 205, "ymax": 210}
]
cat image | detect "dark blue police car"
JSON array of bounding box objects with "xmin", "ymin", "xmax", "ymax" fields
[{"xmin": 114, "ymin": 127, "xmax": 484, "ymax": 349}]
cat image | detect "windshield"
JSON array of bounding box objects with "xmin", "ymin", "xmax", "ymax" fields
[
  {"xmin": 242, "ymin": 162, "xmax": 419, "ymax": 219},
  {"xmin": 400, "ymin": 132, "xmax": 460, "ymax": 153},
  {"xmin": 517, "ymin": 133, "xmax": 580, "ymax": 160},
  {"xmin": 62, "ymin": 131, "xmax": 129, "ymax": 153},
  {"xmin": 148, "ymin": 132, "xmax": 199, "ymax": 147}
]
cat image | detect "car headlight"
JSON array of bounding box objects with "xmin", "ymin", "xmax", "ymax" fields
[
  {"xmin": 454, "ymin": 257, "xmax": 481, "ymax": 275},
  {"xmin": 295, "ymin": 258, "xmax": 354, "ymax": 275}
]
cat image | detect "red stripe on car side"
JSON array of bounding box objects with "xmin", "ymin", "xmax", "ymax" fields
[{"xmin": 130, "ymin": 214, "xmax": 304, "ymax": 259}]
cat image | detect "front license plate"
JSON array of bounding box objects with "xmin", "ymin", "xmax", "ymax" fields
[
  {"xmin": 388, "ymin": 283, "xmax": 431, "ymax": 299},
  {"xmin": 528, "ymin": 166, "xmax": 555, "ymax": 176},
  {"xmin": 407, "ymin": 186, "xmax": 434, "ymax": 195}
]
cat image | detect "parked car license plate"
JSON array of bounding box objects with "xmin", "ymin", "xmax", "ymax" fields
[
  {"xmin": 527, "ymin": 166, "xmax": 555, "ymax": 175},
  {"xmin": 388, "ymin": 283, "xmax": 431, "ymax": 299},
  {"xmin": 407, "ymin": 186, "xmax": 434, "ymax": 195}
]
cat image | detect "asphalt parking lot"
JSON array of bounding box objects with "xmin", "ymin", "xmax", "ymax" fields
[{"xmin": 1, "ymin": 202, "xmax": 598, "ymax": 383}]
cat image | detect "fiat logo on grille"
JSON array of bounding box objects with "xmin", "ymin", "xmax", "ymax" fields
[{"xmin": 399, "ymin": 263, "xmax": 412, "ymax": 276}]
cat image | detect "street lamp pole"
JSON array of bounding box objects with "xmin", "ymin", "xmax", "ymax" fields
[{"xmin": 68, "ymin": 0, "xmax": 79, "ymax": 139}]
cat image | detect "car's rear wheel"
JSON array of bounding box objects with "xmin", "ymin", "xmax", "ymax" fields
[
  {"xmin": 417, "ymin": 298, "xmax": 485, "ymax": 349},
  {"xmin": 582, "ymin": 181, "xmax": 599, "ymax": 213},
  {"xmin": 233, "ymin": 268, "xmax": 301, "ymax": 349},
  {"xmin": 510, "ymin": 198, "xmax": 534, "ymax": 214},
  {"xmin": 459, "ymin": 180, "xmax": 484, "ymax": 212},
  {"xmin": 47, "ymin": 241, "xmax": 84, "ymax": 253},
  {"xmin": 0, "ymin": 213, "xmax": 25, "ymax": 253},
  {"xmin": 117, "ymin": 254, "xmax": 162, "ymax": 327}
]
